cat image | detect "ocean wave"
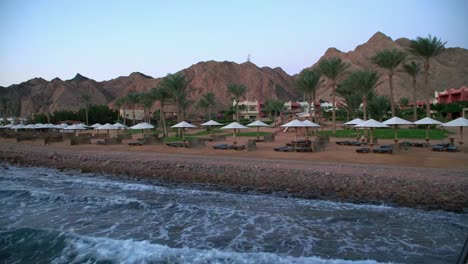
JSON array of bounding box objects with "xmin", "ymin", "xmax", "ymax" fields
[{"xmin": 53, "ymin": 232, "xmax": 389, "ymax": 264}]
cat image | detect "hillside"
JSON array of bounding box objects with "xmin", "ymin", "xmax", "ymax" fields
[{"xmin": 1, "ymin": 31, "xmax": 467, "ymax": 118}]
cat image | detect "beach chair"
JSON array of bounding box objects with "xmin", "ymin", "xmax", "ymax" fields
[
  {"xmin": 295, "ymin": 146, "xmax": 312, "ymax": 152},
  {"xmin": 273, "ymin": 146, "xmax": 295, "ymax": 152},
  {"xmin": 432, "ymin": 143, "xmax": 450, "ymax": 152},
  {"xmin": 166, "ymin": 142, "xmax": 187, "ymax": 148},
  {"xmin": 213, "ymin": 144, "xmax": 234, "ymax": 150},
  {"xmin": 356, "ymin": 147, "xmax": 370, "ymax": 153},
  {"xmin": 234, "ymin": 145, "xmax": 246, "ymax": 151},
  {"xmin": 335, "ymin": 141, "xmax": 350, "ymax": 145},
  {"xmin": 373, "ymin": 146, "xmax": 392, "ymax": 154},
  {"xmin": 446, "ymin": 146, "xmax": 458, "ymax": 152}
]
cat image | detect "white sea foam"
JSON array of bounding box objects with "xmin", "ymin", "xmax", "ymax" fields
[{"xmin": 53, "ymin": 233, "xmax": 390, "ymax": 264}]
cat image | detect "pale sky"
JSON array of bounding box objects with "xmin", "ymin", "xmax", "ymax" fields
[{"xmin": 1, "ymin": 0, "xmax": 467, "ymax": 87}]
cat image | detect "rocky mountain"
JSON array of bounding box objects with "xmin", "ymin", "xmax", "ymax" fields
[
  {"xmin": 310, "ymin": 32, "xmax": 468, "ymax": 101},
  {"xmin": 1, "ymin": 31, "xmax": 467, "ymax": 118},
  {"xmin": 0, "ymin": 61, "xmax": 296, "ymax": 117}
]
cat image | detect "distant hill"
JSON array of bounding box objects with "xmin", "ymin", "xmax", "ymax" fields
[{"xmin": 1, "ymin": 31, "xmax": 467, "ymax": 117}]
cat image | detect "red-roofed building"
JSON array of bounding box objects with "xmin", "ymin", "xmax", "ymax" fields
[{"xmin": 436, "ymin": 86, "xmax": 468, "ymax": 104}]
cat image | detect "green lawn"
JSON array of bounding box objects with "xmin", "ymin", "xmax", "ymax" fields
[{"xmin": 317, "ymin": 128, "xmax": 451, "ymax": 140}]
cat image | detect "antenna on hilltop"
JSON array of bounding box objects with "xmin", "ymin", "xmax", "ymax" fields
[{"xmin": 247, "ymin": 54, "xmax": 251, "ymax": 62}]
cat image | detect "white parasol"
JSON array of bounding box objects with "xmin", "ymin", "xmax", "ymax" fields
[
  {"xmin": 247, "ymin": 120, "xmax": 269, "ymax": 139},
  {"xmin": 414, "ymin": 117, "xmax": 443, "ymax": 144},
  {"xmin": 281, "ymin": 119, "xmax": 305, "ymax": 143},
  {"xmin": 442, "ymin": 117, "xmax": 468, "ymax": 146},
  {"xmin": 90, "ymin": 123, "xmax": 102, "ymax": 129},
  {"xmin": 301, "ymin": 120, "xmax": 320, "ymax": 140},
  {"xmin": 383, "ymin": 117, "xmax": 413, "ymax": 143},
  {"xmin": 96, "ymin": 123, "xmax": 119, "ymax": 137},
  {"xmin": 171, "ymin": 121, "xmax": 197, "ymax": 141},
  {"xmin": 344, "ymin": 118, "xmax": 364, "ymax": 140},
  {"xmin": 201, "ymin": 120, "xmax": 223, "ymax": 137},
  {"xmin": 355, "ymin": 119, "xmax": 389, "ymax": 148},
  {"xmin": 114, "ymin": 122, "xmax": 128, "ymax": 129},
  {"xmin": 220, "ymin": 122, "xmax": 248, "ymax": 145},
  {"xmin": 131, "ymin": 122, "xmax": 155, "ymax": 137}
]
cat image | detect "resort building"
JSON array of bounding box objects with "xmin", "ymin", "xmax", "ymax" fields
[
  {"xmin": 119, "ymin": 109, "xmax": 145, "ymax": 122},
  {"xmin": 233, "ymin": 100, "xmax": 265, "ymax": 120},
  {"xmin": 435, "ymin": 86, "xmax": 468, "ymax": 104},
  {"xmin": 283, "ymin": 101, "xmax": 303, "ymax": 116}
]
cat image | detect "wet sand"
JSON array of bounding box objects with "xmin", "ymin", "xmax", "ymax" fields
[{"xmin": 1, "ymin": 129, "xmax": 467, "ymax": 212}]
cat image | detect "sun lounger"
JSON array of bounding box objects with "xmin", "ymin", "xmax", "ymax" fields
[
  {"xmin": 273, "ymin": 146, "xmax": 295, "ymax": 152},
  {"xmin": 410, "ymin": 142, "xmax": 429, "ymax": 147},
  {"xmin": 336, "ymin": 141, "xmax": 350, "ymax": 145},
  {"xmin": 166, "ymin": 142, "xmax": 187, "ymax": 148},
  {"xmin": 213, "ymin": 144, "xmax": 231, "ymax": 150},
  {"xmin": 234, "ymin": 145, "xmax": 246, "ymax": 150},
  {"xmin": 446, "ymin": 146, "xmax": 458, "ymax": 152},
  {"xmin": 336, "ymin": 141, "xmax": 363, "ymax": 146},
  {"xmin": 431, "ymin": 143, "xmax": 453, "ymax": 152},
  {"xmin": 356, "ymin": 147, "xmax": 370, "ymax": 153},
  {"xmin": 432, "ymin": 145, "xmax": 445, "ymax": 151},
  {"xmin": 373, "ymin": 146, "xmax": 392, "ymax": 154}
]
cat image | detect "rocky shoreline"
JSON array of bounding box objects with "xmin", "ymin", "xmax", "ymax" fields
[{"xmin": 1, "ymin": 145, "xmax": 467, "ymax": 213}]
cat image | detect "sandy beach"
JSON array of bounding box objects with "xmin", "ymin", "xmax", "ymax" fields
[{"xmin": 1, "ymin": 128, "xmax": 467, "ymax": 212}]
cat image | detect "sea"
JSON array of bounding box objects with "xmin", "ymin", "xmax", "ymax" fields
[{"xmin": 0, "ymin": 164, "xmax": 466, "ymax": 264}]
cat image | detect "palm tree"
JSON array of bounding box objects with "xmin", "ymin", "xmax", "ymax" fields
[
  {"xmin": 114, "ymin": 96, "xmax": 128, "ymax": 125},
  {"xmin": 370, "ymin": 48, "xmax": 407, "ymax": 117},
  {"xmin": 160, "ymin": 73, "xmax": 190, "ymax": 122},
  {"xmin": 318, "ymin": 57, "xmax": 349, "ymax": 134},
  {"xmin": 402, "ymin": 61, "xmax": 422, "ymax": 121},
  {"xmin": 0, "ymin": 96, "xmax": 10, "ymax": 124},
  {"xmin": 336, "ymin": 84, "xmax": 361, "ymax": 121},
  {"xmin": 340, "ymin": 70, "xmax": 379, "ymax": 121},
  {"xmin": 151, "ymin": 85, "xmax": 171, "ymax": 137},
  {"xmin": 227, "ymin": 83, "xmax": 248, "ymax": 122},
  {"xmin": 295, "ymin": 69, "xmax": 322, "ymax": 122},
  {"xmin": 197, "ymin": 92, "xmax": 216, "ymax": 120},
  {"xmin": 113, "ymin": 98, "xmax": 122, "ymax": 123},
  {"xmin": 139, "ymin": 92, "xmax": 155, "ymax": 123},
  {"xmin": 126, "ymin": 92, "xmax": 141, "ymax": 125},
  {"xmin": 81, "ymin": 94, "xmax": 91, "ymax": 125},
  {"xmin": 44, "ymin": 99, "xmax": 53, "ymax": 123},
  {"xmin": 264, "ymin": 99, "xmax": 284, "ymax": 120},
  {"xmin": 408, "ymin": 35, "xmax": 446, "ymax": 117}
]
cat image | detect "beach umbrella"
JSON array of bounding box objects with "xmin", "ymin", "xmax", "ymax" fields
[
  {"xmin": 90, "ymin": 123, "xmax": 102, "ymax": 129},
  {"xmin": 37, "ymin": 123, "xmax": 57, "ymax": 130},
  {"xmin": 24, "ymin": 124, "xmax": 39, "ymax": 129},
  {"xmin": 442, "ymin": 117, "xmax": 468, "ymax": 146},
  {"xmin": 64, "ymin": 124, "xmax": 88, "ymax": 134},
  {"xmin": 130, "ymin": 122, "xmax": 155, "ymax": 137},
  {"xmin": 55, "ymin": 123, "xmax": 69, "ymax": 130},
  {"xmin": 114, "ymin": 122, "xmax": 128, "ymax": 130},
  {"xmin": 414, "ymin": 117, "xmax": 443, "ymax": 144},
  {"xmin": 281, "ymin": 119, "xmax": 305, "ymax": 149},
  {"xmin": 96, "ymin": 123, "xmax": 119, "ymax": 137},
  {"xmin": 201, "ymin": 120, "xmax": 223, "ymax": 137},
  {"xmin": 171, "ymin": 121, "xmax": 197, "ymax": 141},
  {"xmin": 344, "ymin": 118, "xmax": 364, "ymax": 140},
  {"xmin": 64, "ymin": 124, "xmax": 88, "ymax": 130},
  {"xmin": 247, "ymin": 120, "xmax": 269, "ymax": 140},
  {"xmin": 355, "ymin": 119, "xmax": 389, "ymax": 148},
  {"xmin": 383, "ymin": 117, "xmax": 413, "ymax": 143},
  {"xmin": 301, "ymin": 120, "xmax": 320, "ymax": 140},
  {"xmin": 220, "ymin": 122, "xmax": 248, "ymax": 145}
]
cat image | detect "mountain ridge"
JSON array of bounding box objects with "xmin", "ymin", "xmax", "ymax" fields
[{"xmin": 1, "ymin": 32, "xmax": 467, "ymax": 117}]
